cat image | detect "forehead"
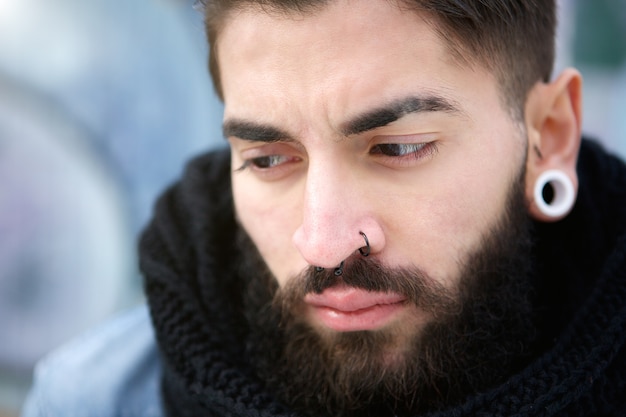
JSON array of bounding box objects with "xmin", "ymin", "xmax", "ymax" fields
[
  {"xmin": 217, "ymin": 1, "xmax": 444, "ymax": 74},
  {"xmin": 219, "ymin": 0, "xmax": 436, "ymax": 48},
  {"xmin": 216, "ymin": 0, "xmax": 498, "ymax": 128}
]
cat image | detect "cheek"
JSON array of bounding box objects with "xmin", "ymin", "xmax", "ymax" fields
[
  {"xmin": 385, "ymin": 145, "xmax": 519, "ymax": 285},
  {"xmin": 232, "ymin": 175, "xmax": 304, "ymax": 285},
  {"xmin": 386, "ymin": 193, "xmax": 485, "ymax": 285}
]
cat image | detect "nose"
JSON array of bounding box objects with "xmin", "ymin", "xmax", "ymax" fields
[{"xmin": 292, "ymin": 158, "xmax": 384, "ymax": 268}]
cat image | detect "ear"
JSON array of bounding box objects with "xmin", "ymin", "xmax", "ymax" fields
[{"xmin": 524, "ymin": 68, "xmax": 583, "ymax": 222}]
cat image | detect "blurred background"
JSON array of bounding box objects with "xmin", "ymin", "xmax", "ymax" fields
[
  {"xmin": 0, "ymin": 0, "xmax": 624, "ymax": 416},
  {"xmin": 0, "ymin": 0, "xmax": 223, "ymax": 415}
]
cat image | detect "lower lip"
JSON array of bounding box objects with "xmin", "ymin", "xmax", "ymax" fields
[{"xmin": 308, "ymin": 302, "xmax": 407, "ymax": 332}]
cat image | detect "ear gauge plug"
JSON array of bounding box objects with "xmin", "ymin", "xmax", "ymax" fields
[{"xmin": 533, "ymin": 169, "xmax": 575, "ymax": 218}]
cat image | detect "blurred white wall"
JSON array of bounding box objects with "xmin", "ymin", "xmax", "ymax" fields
[{"xmin": 0, "ymin": 0, "xmax": 224, "ymax": 413}]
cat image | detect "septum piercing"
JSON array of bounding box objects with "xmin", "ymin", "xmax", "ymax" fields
[{"xmin": 334, "ymin": 261, "xmax": 345, "ymax": 276}]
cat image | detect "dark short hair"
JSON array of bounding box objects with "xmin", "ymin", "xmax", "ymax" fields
[{"xmin": 197, "ymin": 0, "xmax": 556, "ymax": 119}]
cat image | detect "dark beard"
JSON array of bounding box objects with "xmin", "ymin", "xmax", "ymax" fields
[{"xmin": 237, "ymin": 169, "xmax": 537, "ymax": 417}]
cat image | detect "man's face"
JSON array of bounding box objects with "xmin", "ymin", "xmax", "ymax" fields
[{"xmin": 221, "ymin": 0, "xmax": 527, "ymax": 342}]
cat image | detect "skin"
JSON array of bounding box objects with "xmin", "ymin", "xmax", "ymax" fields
[{"xmin": 218, "ymin": 0, "xmax": 583, "ymax": 335}]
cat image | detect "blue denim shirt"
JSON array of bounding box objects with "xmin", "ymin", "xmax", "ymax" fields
[{"xmin": 21, "ymin": 306, "xmax": 163, "ymax": 417}]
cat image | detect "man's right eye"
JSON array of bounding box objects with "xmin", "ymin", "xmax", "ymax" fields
[
  {"xmin": 237, "ymin": 155, "xmax": 291, "ymax": 171},
  {"xmin": 246, "ymin": 155, "xmax": 290, "ymax": 169},
  {"xmin": 235, "ymin": 154, "xmax": 302, "ymax": 177}
]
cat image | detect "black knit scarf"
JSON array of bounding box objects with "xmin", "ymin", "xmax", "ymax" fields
[{"xmin": 141, "ymin": 140, "xmax": 626, "ymax": 416}]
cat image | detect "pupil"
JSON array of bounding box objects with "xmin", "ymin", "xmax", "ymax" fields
[{"xmin": 382, "ymin": 144, "xmax": 402, "ymax": 156}]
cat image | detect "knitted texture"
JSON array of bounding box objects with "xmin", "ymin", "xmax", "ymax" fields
[{"xmin": 141, "ymin": 140, "xmax": 626, "ymax": 417}]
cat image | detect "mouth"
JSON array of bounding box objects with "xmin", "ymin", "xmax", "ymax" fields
[{"xmin": 303, "ymin": 283, "xmax": 408, "ymax": 332}]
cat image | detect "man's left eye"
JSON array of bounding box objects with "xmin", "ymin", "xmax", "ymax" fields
[{"xmin": 370, "ymin": 143, "xmax": 428, "ymax": 157}]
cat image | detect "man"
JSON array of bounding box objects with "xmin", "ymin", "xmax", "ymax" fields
[{"xmin": 23, "ymin": 1, "xmax": 626, "ymax": 416}]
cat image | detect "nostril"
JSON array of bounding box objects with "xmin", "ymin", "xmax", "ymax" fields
[
  {"xmin": 292, "ymin": 224, "xmax": 344, "ymax": 268},
  {"xmin": 292, "ymin": 214, "xmax": 384, "ymax": 268}
]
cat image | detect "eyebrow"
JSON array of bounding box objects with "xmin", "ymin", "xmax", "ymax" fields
[
  {"xmin": 341, "ymin": 95, "xmax": 462, "ymax": 136},
  {"xmin": 223, "ymin": 119, "xmax": 292, "ymax": 143},
  {"xmin": 223, "ymin": 94, "xmax": 462, "ymax": 142}
]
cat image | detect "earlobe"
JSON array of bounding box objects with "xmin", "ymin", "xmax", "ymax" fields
[{"xmin": 524, "ymin": 68, "xmax": 583, "ymax": 222}]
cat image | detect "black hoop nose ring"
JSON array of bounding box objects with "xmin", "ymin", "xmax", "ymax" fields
[{"xmin": 358, "ymin": 232, "xmax": 370, "ymax": 257}]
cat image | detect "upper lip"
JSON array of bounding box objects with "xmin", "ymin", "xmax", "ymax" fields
[{"xmin": 304, "ymin": 283, "xmax": 407, "ymax": 312}]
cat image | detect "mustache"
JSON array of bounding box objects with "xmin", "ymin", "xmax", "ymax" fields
[{"xmin": 278, "ymin": 256, "xmax": 459, "ymax": 315}]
